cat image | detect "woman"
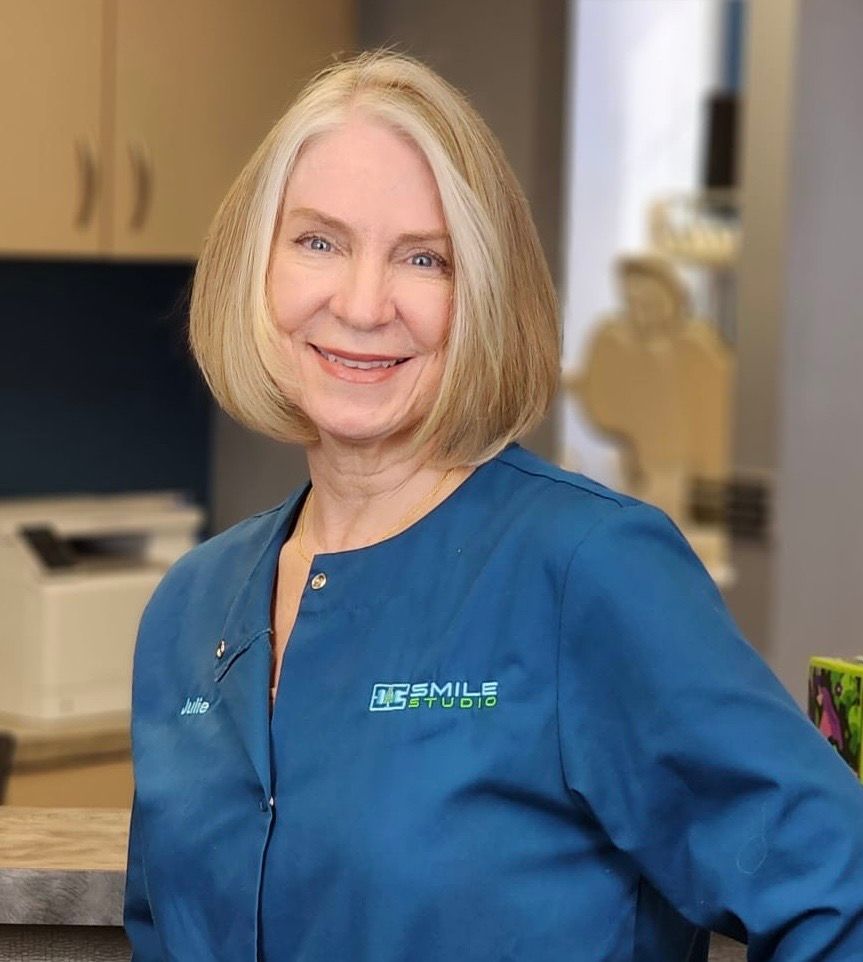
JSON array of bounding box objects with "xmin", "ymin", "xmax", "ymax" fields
[{"xmin": 124, "ymin": 50, "xmax": 863, "ymax": 961}]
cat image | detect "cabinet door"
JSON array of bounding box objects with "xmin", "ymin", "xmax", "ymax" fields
[
  {"xmin": 0, "ymin": 1, "xmax": 106, "ymax": 255},
  {"xmin": 111, "ymin": 0, "xmax": 354, "ymax": 260}
]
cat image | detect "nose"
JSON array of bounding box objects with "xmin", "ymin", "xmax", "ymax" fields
[{"xmin": 329, "ymin": 254, "xmax": 396, "ymax": 330}]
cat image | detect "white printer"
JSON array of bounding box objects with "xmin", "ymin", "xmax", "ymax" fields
[{"xmin": 0, "ymin": 492, "xmax": 203, "ymax": 723}]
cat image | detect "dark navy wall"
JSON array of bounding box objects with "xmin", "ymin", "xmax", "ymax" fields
[
  {"xmin": 0, "ymin": 259, "xmax": 211, "ymax": 510},
  {"xmin": 723, "ymin": 0, "xmax": 746, "ymax": 92}
]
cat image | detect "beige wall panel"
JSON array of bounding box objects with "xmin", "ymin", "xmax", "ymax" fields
[
  {"xmin": 725, "ymin": 0, "xmax": 801, "ymax": 664},
  {"xmin": 0, "ymin": 0, "xmax": 105, "ymax": 255},
  {"xmin": 111, "ymin": 0, "xmax": 355, "ymax": 259}
]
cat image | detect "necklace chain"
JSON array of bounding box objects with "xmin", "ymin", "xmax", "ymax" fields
[{"xmin": 295, "ymin": 468, "xmax": 455, "ymax": 564}]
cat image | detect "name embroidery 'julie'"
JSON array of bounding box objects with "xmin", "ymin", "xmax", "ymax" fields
[{"xmin": 180, "ymin": 696, "xmax": 210, "ymax": 716}]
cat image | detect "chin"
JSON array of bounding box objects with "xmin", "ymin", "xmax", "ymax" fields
[
  {"xmin": 319, "ymin": 425, "xmax": 410, "ymax": 447},
  {"xmin": 313, "ymin": 412, "xmax": 426, "ymax": 448}
]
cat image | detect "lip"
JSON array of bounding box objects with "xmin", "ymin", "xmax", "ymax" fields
[
  {"xmin": 312, "ymin": 344, "xmax": 410, "ymax": 362},
  {"xmin": 310, "ymin": 343, "xmax": 413, "ymax": 384}
]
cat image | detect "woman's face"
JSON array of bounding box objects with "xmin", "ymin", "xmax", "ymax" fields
[{"xmin": 267, "ymin": 115, "xmax": 454, "ymax": 450}]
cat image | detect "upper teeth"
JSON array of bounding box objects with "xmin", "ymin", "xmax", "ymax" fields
[{"xmin": 318, "ymin": 348, "xmax": 403, "ymax": 370}]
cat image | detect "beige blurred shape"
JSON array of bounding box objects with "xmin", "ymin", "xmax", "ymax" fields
[{"xmin": 565, "ymin": 254, "xmax": 735, "ymax": 585}]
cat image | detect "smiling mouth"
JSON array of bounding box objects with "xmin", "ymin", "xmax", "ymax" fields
[{"xmin": 312, "ymin": 344, "xmax": 411, "ymax": 370}]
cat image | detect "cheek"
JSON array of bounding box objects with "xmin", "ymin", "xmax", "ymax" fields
[
  {"xmin": 402, "ymin": 287, "xmax": 452, "ymax": 351},
  {"xmin": 268, "ymin": 262, "xmax": 332, "ymax": 334}
]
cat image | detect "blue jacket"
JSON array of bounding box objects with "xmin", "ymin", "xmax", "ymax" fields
[{"xmin": 125, "ymin": 444, "xmax": 863, "ymax": 961}]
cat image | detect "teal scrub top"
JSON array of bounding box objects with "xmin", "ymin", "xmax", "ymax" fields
[{"xmin": 124, "ymin": 444, "xmax": 863, "ymax": 961}]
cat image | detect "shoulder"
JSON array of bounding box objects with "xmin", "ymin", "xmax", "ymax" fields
[
  {"xmin": 486, "ymin": 444, "xmax": 691, "ymax": 578},
  {"xmin": 494, "ymin": 444, "xmax": 635, "ymax": 508},
  {"xmin": 492, "ymin": 443, "xmax": 650, "ymax": 532}
]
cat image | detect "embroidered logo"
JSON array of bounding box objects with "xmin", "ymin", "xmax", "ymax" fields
[
  {"xmin": 369, "ymin": 680, "xmax": 498, "ymax": 712},
  {"xmin": 180, "ymin": 696, "xmax": 210, "ymax": 716}
]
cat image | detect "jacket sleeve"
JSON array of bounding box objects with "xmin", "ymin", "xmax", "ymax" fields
[
  {"xmin": 124, "ymin": 791, "xmax": 164, "ymax": 962},
  {"xmin": 557, "ymin": 501, "xmax": 863, "ymax": 960}
]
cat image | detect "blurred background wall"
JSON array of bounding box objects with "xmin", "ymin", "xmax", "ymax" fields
[{"xmin": 738, "ymin": 0, "xmax": 863, "ymax": 703}]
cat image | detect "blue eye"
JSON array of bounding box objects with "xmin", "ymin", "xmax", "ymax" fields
[
  {"xmin": 411, "ymin": 251, "xmax": 449, "ymax": 270},
  {"xmin": 297, "ymin": 234, "xmax": 333, "ymax": 253}
]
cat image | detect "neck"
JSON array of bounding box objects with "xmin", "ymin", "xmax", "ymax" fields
[{"xmin": 301, "ymin": 435, "xmax": 468, "ymax": 553}]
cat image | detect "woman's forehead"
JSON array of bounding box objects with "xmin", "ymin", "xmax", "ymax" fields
[{"xmin": 283, "ymin": 118, "xmax": 447, "ymax": 231}]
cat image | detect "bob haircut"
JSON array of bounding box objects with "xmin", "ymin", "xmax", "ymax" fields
[{"xmin": 189, "ymin": 48, "xmax": 560, "ymax": 466}]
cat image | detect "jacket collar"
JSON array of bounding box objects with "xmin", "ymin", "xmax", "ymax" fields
[{"xmin": 212, "ymin": 486, "xmax": 308, "ymax": 794}]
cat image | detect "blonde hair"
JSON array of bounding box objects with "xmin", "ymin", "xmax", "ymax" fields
[{"xmin": 189, "ymin": 48, "xmax": 560, "ymax": 466}]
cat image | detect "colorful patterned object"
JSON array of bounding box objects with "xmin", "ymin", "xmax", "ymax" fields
[{"xmin": 808, "ymin": 657, "xmax": 863, "ymax": 779}]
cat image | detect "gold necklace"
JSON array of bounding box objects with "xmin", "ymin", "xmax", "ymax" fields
[{"xmin": 295, "ymin": 468, "xmax": 456, "ymax": 563}]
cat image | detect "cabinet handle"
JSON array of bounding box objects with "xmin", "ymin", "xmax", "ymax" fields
[
  {"xmin": 128, "ymin": 141, "xmax": 153, "ymax": 231},
  {"xmin": 73, "ymin": 137, "xmax": 99, "ymax": 229}
]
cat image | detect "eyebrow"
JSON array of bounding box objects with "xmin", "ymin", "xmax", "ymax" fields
[{"xmin": 287, "ymin": 206, "xmax": 451, "ymax": 246}]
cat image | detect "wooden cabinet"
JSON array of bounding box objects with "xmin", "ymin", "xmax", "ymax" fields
[
  {"xmin": 0, "ymin": 0, "xmax": 354, "ymax": 259},
  {"xmin": 0, "ymin": 2, "xmax": 105, "ymax": 255},
  {"xmin": 111, "ymin": 0, "xmax": 354, "ymax": 258}
]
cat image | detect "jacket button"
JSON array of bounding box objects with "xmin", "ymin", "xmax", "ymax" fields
[
  {"xmin": 310, "ymin": 572, "xmax": 327, "ymax": 590},
  {"xmin": 215, "ymin": 639, "xmax": 226, "ymax": 659}
]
